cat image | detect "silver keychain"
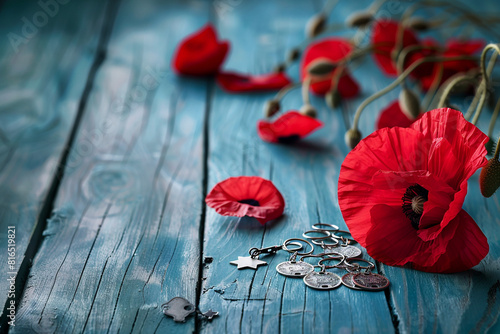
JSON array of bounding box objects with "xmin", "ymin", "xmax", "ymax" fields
[
  {"xmin": 303, "ymin": 263, "xmax": 343, "ymax": 290},
  {"xmin": 331, "ymin": 237, "xmax": 362, "ymax": 258},
  {"xmin": 276, "ymin": 239, "xmax": 315, "ymax": 277},
  {"xmin": 341, "ymin": 258, "xmax": 375, "ymax": 290},
  {"xmin": 230, "ymin": 240, "xmax": 304, "ymax": 270}
]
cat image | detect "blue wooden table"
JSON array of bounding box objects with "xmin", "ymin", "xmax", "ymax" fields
[{"xmin": 1, "ymin": 0, "xmax": 500, "ymax": 333}]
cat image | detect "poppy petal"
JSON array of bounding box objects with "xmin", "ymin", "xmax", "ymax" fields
[
  {"xmin": 300, "ymin": 38, "xmax": 360, "ymax": 97},
  {"xmin": 371, "ymin": 20, "xmax": 419, "ymax": 76},
  {"xmin": 413, "ymin": 210, "xmax": 488, "ymax": 273},
  {"xmin": 172, "ymin": 24, "xmax": 229, "ymax": 76},
  {"xmin": 216, "ymin": 71, "xmax": 292, "ymax": 92},
  {"xmin": 205, "ymin": 176, "xmax": 285, "ymax": 224},
  {"xmin": 376, "ymin": 100, "xmax": 419, "ymax": 129},
  {"xmin": 257, "ymin": 111, "xmax": 323, "ymax": 144}
]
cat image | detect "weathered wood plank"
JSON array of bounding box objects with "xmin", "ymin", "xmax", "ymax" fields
[
  {"xmin": 11, "ymin": 0, "xmax": 209, "ymax": 333},
  {"xmin": 0, "ymin": 0, "xmax": 109, "ymax": 327},
  {"xmin": 198, "ymin": 1, "xmax": 395, "ymax": 333}
]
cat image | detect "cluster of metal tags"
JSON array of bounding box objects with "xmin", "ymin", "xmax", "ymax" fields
[{"xmin": 230, "ymin": 223, "xmax": 390, "ymax": 291}]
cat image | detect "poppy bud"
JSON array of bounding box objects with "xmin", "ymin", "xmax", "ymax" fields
[
  {"xmin": 480, "ymin": 157, "xmax": 500, "ymax": 198},
  {"xmin": 399, "ymin": 89, "xmax": 421, "ymax": 120},
  {"xmin": 307, "ymin": 59, "xmax": 336, "ymax": 76},
  {"xmin": 325, "ymin": 89, "xmax": 341, "ymax": 109},
  {"xmin": 346, "ymin": 11, "xmax": 373, "ymax": 28},
  {"xmin": 406, "ymin": 17, "xmax": 430, "ymax": 31},
  {"xmin": 300, "ymin": 104, "xmax": 317, "ymax": 118},
  {"xmin": 287, "ymin": 48, "xmax": 301, "ymax": 62},
  {"xmin": 306, "ymin": 13, "xmax": 327, "ymax": 38},
  {"xmin": 264, "ymin": 99, "xmax": 280, "ymax": 118},
  {"xmin": 345, "ymin": 128, "xmax": 362, "ymax": 149},
  {"xmin": 274, "ymin": 63, "xmax": 286, "ymax": 73}
]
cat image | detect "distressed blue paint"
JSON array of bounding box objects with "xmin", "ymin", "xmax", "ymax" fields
[
  {"xmin": 0, "ymin": 0, "xmax": 106, "ymax": 323},
  {"xmin": 10, "ymin": 0, "xmax": 208, "ymax": 333}
]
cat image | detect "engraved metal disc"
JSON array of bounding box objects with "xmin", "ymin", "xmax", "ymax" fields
[
  {"xmin": 276, "ymin": 261, "xmax": 314, "ymax": 277},
  {"xmin": 335, "ymin": 245, "xmax": 362, "ymax": 258},
  {"xmin": 341, "ymin": 273, "xmax": 362, "ymax": 290},
  {"xmin": 352, "ymin": 273, "xmax": 390, "ymax": 291},
  {"xmin": 303, "ymin": 272, "xmax": 342, "ymax": 290}
]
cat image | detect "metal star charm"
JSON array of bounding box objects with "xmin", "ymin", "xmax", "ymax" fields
[
  {"xmin": 230, "ymin": 256, "xmax": 267, "ymax": 269},
  {"xmin": 202, "ymin": 309, "xmax": 219, "ymax": 320}
]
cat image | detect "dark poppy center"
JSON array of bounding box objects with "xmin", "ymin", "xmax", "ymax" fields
[
  {"xmin": 402, "ymin": 184, "xmax": 428, "ymax": 230},
  {"xmin": 238, "ymin": 199, "xmax": 260, "ymax": 206},
  {"xmin": 278, "ymin": 134, "xmax": 301, "ymax": 144}
]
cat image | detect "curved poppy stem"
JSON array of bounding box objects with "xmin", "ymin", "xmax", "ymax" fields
[
  {"xmin": 470, "ymin": 44, "xmax": 500, "ymax": 125},
  {"xmin": 495, "ymin": 136, "xmax": 500, "ymax": 161},
  {"xmin": 302, "ymin": 76, "xmax": 312, "ymax": 106},
  {"xmin": 275, "ymin": 82, "xmax": 302, "ymax": 101},
  {"xmin": 437, "ymin": 71, "xmax": 479, "ymax": 109},
  {"xmin": 351, "ymin": 55, "xmax": 478, "ymax": 131},
  {"xmin": 422, "ymin": 63, "xmax": 443, "ymax": 111},
  {"xmin": 488, "ymin": 98, "xmax": 500, "ymax": 139}
]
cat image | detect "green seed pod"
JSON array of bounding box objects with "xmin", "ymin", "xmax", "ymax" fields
[
  {"xmin": 480, "ymin": 157, "xmax": 500, "ymax": 197},
  {"xmin": 287, "ymin": 48, "xmax": 301, "ymax": 62},
  {"xmin": 325, "ymin": 89, "xmax": 341, "ymax": 109},
  {"xmin": 345, "ymin": 128, "xmax": 362, "ymax": 149},
  {"xmin": 406, "ymin": 17, "xmax": 430, "ymax": 31},
  {"xmin": 399, "ymin": 88, "xmax": 421, "ymax": 120},
  {"xmin": 264, "ymin": 99, "xmax": 280, "ymax": 118},
  {"xmin": 346, "ymin": 11, "xmax": 374, "ymax": 28},
  {"xmin": 307, "ymin": 59, "xmax": 336, "ymax": 76},
  {"xmin": 306, "ymin": 13, "xmax": 327, "ymax": 38},
  {"xmin": 300, "ymin": 104, "xmax": 317, "ymax": 118}
]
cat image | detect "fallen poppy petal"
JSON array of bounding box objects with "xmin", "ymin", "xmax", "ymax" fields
[
  {"xmin": 216, "ymin": 71, "xmax": 292, "ymax": 92},
  {"xmin": 172, "ymin": 24, "xmax": 229, "ymax": 76},
  {"xmin": 205, "ymin": 176, "xmax": 285, "ymax": 224},
  {"xmin": 257, "ymin": 111, "xmax": 323, "ymax": 144}
]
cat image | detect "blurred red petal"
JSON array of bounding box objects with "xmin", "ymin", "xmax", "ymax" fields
[
  {"xmin": 376, "ymin": 100, "xmax": 419, "ymax": 129},
  {"xmin": 300, "ymin": 38, "xmax": 360, "ymax": 97},
  {"xmin": 372, "ymin": 20, "xmax": 419, "ymax": 76},
  {"xmin": 172, "ymin": 24, "xmax": 229, "ymax": 76},
  {"xmin": 257, "ymin": 111, "xmax": 323, "ymax": 144},
  {"xmin": 216, "ymin": 71, "xmax": 292, "ymax": 92},
  {"xmin": 205, "ymin": 176, "xmax": 285, "ymax": 224}
]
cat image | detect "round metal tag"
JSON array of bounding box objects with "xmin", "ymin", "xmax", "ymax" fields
[
  {"xmin": 303, "ymin": 272, "xmax": 342, "ymax": 290},
  {"xmin": 335, "ymin": 245, "xmax": 362, "ymax": 258},
  {"xmin": 352, "ymin": 273, "xmax": 390, "ymax": 291},
  {"xmin": 341, "ymin": 273, "xmax": 362, "ymax": 290},
  {"xmin": 276, "ymin": 261, "xmax": 314, "ymax": 277}
]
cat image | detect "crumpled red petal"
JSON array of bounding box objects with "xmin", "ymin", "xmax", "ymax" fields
[
  {"xmin": 216, "ymin": 71, "xmax": 292, "ymax": 93},
  {"xmin": 300, "ymin": 38, "xmax": 360, "ymax": 97},
  {"xmin": 205, "ymin": 176, "xmax": 285, "ymax": 225},
  {"xmin": 257, "ymin": 111, "xmax": 323, "ymax": 144},
  {"xmin": 371, "ymin": 20, "xmax": 419, "ymax": 76},
  {"xmin": 172, "ymin": 24, "xmax": 229, "ymax": 76},
  {"xmin": 376, "ymin": 100, "xmax": 420, "ymax": 129}
]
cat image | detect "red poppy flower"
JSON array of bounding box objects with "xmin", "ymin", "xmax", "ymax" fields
[
  {"xmin": 371, "ymin": 20, "xmax": 419, "ymax": 76},
  {"xmin": 257, "ymin": 111, "xmax": 323, "ymax": 144},
  {"xmin": 205, "ymin": 176, "xmax": 285, "ymax": 224},
  {"xmin": 216, "ymin": 71, "xmax": 292, "ymax": 93},
  {"xmin": 172, "ymin": 24, "xmax": 229, "ymax": 76},
  {"xmin": 376, "ymin": 100, "xmax": 421, "ymax": 129},
  {"xmin": 338, "ymin": 108, "xmax": 489, "ymax": 273},
  {"xmin": 300, "ymin": 38, "xmax": 360, "ymax": 97}
]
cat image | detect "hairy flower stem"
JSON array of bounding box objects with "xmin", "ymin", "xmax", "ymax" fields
[
  {"xmin": 488, "ymin": 98, "xmax": 500, "ymax": 139},
  {"xmin": 275, "ymin": 82, "xmax": 302, "ymax": 101},
  {"xmin": 437, "ymin": 72, "xmax": 479, "ymax": 109},
  {"xmin": 302, "ymin": 76, "xmax": 312, "ymax": 106},
  {"xmin": 494, "ymin": 136, "xmax": 500, "ymax": 161},
  {"xmin": 351, "ymin": 55, "xmax": 478, "ymax": 131}
]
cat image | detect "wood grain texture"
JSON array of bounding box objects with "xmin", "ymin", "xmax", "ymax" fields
[
  {"xmin": 0, "ymin": 0, "xmax": 108, "ymax": 324},
  {"xmin": 198, "ymin": 1, "xmax": 394, "ymax": 333},
  {"xmin": 11, "ymin": 0, "xmax": 209, "ymax": 332}
]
